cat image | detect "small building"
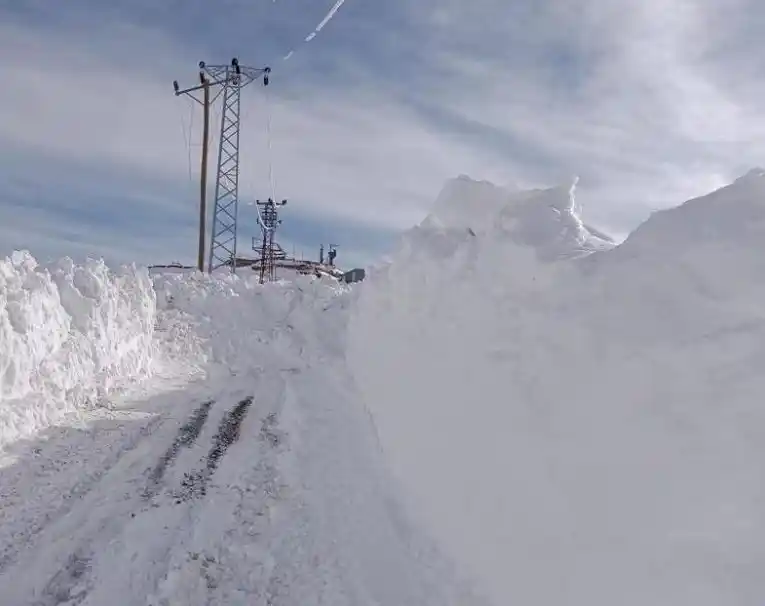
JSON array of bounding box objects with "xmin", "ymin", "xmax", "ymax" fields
[{"xmin": 343, "ymin": 268, "xmax": 366, "ymax": 284}]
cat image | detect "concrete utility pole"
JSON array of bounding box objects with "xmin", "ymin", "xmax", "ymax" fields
[
  {"xmin": 173, "ymin": 65, "xmax": 214, "ymax": 272},
  {"xmin": 199, "ymin": 80, "xmax": 210, "ymax": 273}
]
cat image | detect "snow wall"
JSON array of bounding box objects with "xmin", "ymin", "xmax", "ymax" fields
[
  {"xmin": 151, "ymin": 269, "xmax": 353, "ymax": 378},
  {"xmin": 347, "ymin": 171, "xmax": 765, "ymax": 605},
  {"xmin": 0, "ymin": 251, "xmax": 352, "ymax": 452},
  {"xmin": 0, "ymin": 251, "xmax": 156, "ymax": 448}
]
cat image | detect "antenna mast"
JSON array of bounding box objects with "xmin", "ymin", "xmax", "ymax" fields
[{"xmin": 254, "ymin": 197, "xmax": 287, "ymax": 284}]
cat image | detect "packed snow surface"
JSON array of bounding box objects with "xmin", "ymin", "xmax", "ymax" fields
[{"xmin": 2, "ymin": 170, "xmax": 765, "ymax": 604}]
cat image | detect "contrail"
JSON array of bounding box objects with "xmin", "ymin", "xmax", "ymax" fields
[
  {"xmin": 313, "ymin": 0, "xmax": 346, "ymax": 33},
  {"xmin": 283, "ymin": 0, "xmax": 349, "ymax": 60}
]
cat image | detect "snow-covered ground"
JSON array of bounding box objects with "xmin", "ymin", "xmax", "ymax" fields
[
  {"xmin": 2, "ymin": 169, "xmax": 765, "ymax": 604},
  {"xmin": 0, "ymin": 264, "xmax": 483, "ymax": 604}
]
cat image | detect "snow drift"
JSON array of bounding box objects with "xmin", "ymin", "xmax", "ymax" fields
[
  {"xmin": 152, "ymin": 271, "xmax": 353, "ymax": 375},
  {"xmin": 348, "ymin": 173, "xmax": 765, "ymax": 605},
  {"xmin": 0, "ymin": 251, "xmax": 156, "ymax": 448}
]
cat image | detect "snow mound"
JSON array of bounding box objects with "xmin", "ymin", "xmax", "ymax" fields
[
  {"xmin": 612, "ymin": 165, "xmax": 765, "ymax": 259},
  {"xmin": 348, "ymin": 172, "xmax": 765, "ymax": 605},
  {"xmin": 421, "ymin": 175, "xmax": 613, "ymax": 260},
  {"xmin": 152, "ymin": 271, "xmax": 350, "ymax": 377},
  {"xmin": 0, "ymin": 251, "xmax": 156, "ymax": 449}
]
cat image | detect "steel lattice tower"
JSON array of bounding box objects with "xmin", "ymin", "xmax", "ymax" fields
[
  {"xmin": 255, "ymin": 197, "xmax": 287, "ymax": 284},
  {"xmin": 201, "ymin": 59, "xmax": 270, "ymax": 273}
]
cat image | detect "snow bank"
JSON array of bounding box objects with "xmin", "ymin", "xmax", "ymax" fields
[
  {"xmin": 0, "ymin": 251, "xmax": 156, "ymax": 449},
  {"xmin": 348, "ymin": 173, "xmax": 765, "ymax": 605},
  {"xmin": 153, "ymin": 270, "xmax": 350, "ymax": 377}
]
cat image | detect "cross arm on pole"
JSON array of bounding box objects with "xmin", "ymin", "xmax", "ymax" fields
[
  {"xmin": 174, "ymin": 76, "xmax": 238, "ymax": 98},
  {"xmin": 173, "ymin": 72, "xmax": 208, "ymax": 105},
  {"xmin": 172, "ymin": 61, "xmax": 232, "ymax": 105}
]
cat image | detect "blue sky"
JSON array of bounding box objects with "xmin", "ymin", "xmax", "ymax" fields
[{"xmin": 2, "ymin": 0, "xmax": 765, "ymax": 269}]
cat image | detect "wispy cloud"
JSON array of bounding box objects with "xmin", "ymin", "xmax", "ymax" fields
[
  {"xmin": 0, "ymin": 4, "xmax": 509, "ymax": 266},
  {"xmin": 2, "ymin": 0, "xmax": 765, "ymax": 265},
  {"xmin": 392, "ymin": 0, "xmax": 765, "ymax": 231}
]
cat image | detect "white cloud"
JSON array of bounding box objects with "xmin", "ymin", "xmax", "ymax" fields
[
  {"xmin": 394, "ymin": 0, "xmax": 765, "ymax": 226},
  {"xmin": 0, "ymin": 13, "xmax": 512, "ymax": 244}
]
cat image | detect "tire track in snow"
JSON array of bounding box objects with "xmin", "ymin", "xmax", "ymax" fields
[
  {"xmin": 35, "ymin": 393, "xmax": 260, "ymax": 605},
  {"xmin": 175, "ymin": 396, "xmax": 254, "ymax": 502},
  {"xmin": 16, "ymin": 400, "xmax": 217, "ymax": 605},
  {"xmin": 156, "ymin": 410, "xmax": 289, "ymax": 605},
  {"xmin": 36, "ymin": 549, "xmax": 92, "ymax": 606},
  {"xmin": 150, "ymin": 376, "xmax": 289, "ymax": 605},
  {"xmin": 142, "ymin": 399, "xmax": 214, "ymax": 499},
  {"xmin": 0, "ymin": 411, "xmax": 166, "ymax": 574}
]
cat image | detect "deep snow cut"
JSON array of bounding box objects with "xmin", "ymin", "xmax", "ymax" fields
[
  {"xmin": 0, "ymin": 251, "xmax": 156, "ymax": 449},
  {"xmin": 348, "ymin": 172, "xmax": 765, "ymax": 605},
  {"xmin": 3, "ymin": 169, "xmax": 765, "ymax": 604}
]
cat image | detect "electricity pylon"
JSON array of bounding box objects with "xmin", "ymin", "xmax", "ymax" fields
[
  {"xmin": 203, "ymin": 59, "xmax": 270, "ymax": 273},
  {"xmin": 173, "ymin": 58, "xmax": 270, "ymax": 273}
]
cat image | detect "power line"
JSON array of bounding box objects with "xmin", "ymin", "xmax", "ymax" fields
[{"xmin": 264, "ymin": 83, "xmax": 277, "ymax": 205}]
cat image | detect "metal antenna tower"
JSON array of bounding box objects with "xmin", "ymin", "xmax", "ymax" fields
[
  {"xmin": 328, "ymin": 243, "xmax": 338, "ymax": 266},
  {"xmin": 254, "ymin": 197, "xmax": 287, "ymax": 284},
  {"xmin": 201, "ymin": 58, "xmax": 270, "ymax": 273}
]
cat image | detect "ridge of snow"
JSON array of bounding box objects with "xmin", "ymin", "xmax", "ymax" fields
[
  {"xmin": 420, "ymin": 175, "xmax": 614, "ymax": 262},
  {"xmin": 0, "ymin": 251, "xmax": 156, "ymax": 449},
  {"xmin": 606, "ymin": 166, "xmax": 765, "ymax": 263},
  {"xmin": 734, "ymin": 166, "xmax": 765, "ymax": 182},
  {"xmin": 347, "ymin": 169, "xmax": 765, "ymax": 605},
  {"xmin": 151, "ymin": 271, "xmax": 352, "ymax": 377}
]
